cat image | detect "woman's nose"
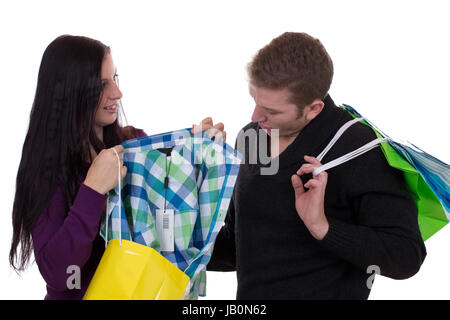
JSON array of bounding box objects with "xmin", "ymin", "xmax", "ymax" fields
[{"xmin": 110, "ymin": 82, "xmax": 122, "ymax": 100}]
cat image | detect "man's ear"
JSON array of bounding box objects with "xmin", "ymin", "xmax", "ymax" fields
[{"xmin": 304, "ymin": 99, "xmax": 324, "ymax": 122}]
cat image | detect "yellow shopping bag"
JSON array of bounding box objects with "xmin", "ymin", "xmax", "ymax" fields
[
  {"xmin": 83, "ymin": 149, "xmax": 190, "ymax": 300},
  {"xmin": 83, "ymin": 239, "xmax": 190, "ymax": 300}
]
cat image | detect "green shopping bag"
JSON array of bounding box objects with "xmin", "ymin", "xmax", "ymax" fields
[
  {"xmin": 370, "ymin": 127, "xmax": 447, "ymax": 241},
  {"xmin": 313, "ymin": 105, "xmax": 449, "ymax": 241}
]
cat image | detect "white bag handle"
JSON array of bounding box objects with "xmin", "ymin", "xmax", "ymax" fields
[
  {"xmin": 312, "ymin": 117, "xmax": 389, "ymax": 177},
  {"xmin": 316, "ymin": 117, "xmax": 365, "ymax": 162},
  {"xmin": 105, "ymin": 148, "xmax": 123, "ymax": 248}
]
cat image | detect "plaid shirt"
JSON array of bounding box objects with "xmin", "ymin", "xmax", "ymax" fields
[{"xmin": 100, "ymin": 128, "xmax": 241, "ymax": 299}]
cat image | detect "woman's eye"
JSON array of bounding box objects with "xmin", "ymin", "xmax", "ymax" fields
[{"xmin": 102, "ymin": 75, "xmax": 119, "ymax": 89}]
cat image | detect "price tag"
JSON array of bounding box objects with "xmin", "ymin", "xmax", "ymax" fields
[{"xmin": 156, "ymin": 209, "xmax": 174, "ymax": 252}]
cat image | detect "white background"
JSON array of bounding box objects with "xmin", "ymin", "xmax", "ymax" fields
[{"xmin": 1, "ymin": 0, "xmax": 449, "ymax": 300}]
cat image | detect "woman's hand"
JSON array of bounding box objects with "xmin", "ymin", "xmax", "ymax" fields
[
  {"xmin": 191, "ymin": 117, "xmax": 226, "ymax": 143},
  {"xmin": 83, "ymin": 145, "xmax": 127, "ymax": 195}
]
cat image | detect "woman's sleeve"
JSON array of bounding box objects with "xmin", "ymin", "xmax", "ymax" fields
[
  {"xmin": 123, "ymin": 125, "xmax": 148, "ymax": 139},
  {"xmin": 31, "ymin": 182, "xmax": 107, "ymax": 292},
  {"xmin": 136, "ymin": 129, "xmax": 147, "ymax": 138}
]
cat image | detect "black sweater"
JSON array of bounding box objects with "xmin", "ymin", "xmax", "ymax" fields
[{"xmin": 207, "ymin": 95, "xmax": 427, "ymax": 299}]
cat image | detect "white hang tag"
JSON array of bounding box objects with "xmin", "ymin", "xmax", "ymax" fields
[{"xmin": 156, "ymin": 209, "xmax": 174, "ymax": 252}]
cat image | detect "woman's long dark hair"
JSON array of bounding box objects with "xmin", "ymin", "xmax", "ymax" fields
[{"xmin": 10, "ymin": 35, "xmax": 137, "ymax": 271}]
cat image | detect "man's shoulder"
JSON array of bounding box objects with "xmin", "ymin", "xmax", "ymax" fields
[
  {"xmin": 320, "ymin": 111, "xmax": 389, "ymax": 173},
  {"xmin": 348, "ymin": 121, "xmax": 378, "ymax": 143},
  {"xmin": 331, "ymin": 104, "xmax": 380, "ymax": 149},
  {"xmin": 332, "ymin": 116, "xmax": 379, "ymax": 154},
  {"xmin": 324, "ymin": 117, "xmax": 396, "ymax": 182}
]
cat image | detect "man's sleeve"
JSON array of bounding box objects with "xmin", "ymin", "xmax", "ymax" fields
[{"xmin": 318, "ymin": 140, "xmax": 427, "ymax": 280}]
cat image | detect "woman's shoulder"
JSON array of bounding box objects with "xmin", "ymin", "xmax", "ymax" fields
[{"xmin": 122, "ymin": 125, "xmax": 148, "ymax": 139}]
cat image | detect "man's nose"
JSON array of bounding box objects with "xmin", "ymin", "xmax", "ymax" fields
[{"xmin": 251, "ymin": 106, "xmax": 266, "ymax": 123}]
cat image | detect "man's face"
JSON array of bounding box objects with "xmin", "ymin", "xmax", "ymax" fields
[{"xmin": 249, "ymin": 84, "xmax": 309, "ymax": 138}]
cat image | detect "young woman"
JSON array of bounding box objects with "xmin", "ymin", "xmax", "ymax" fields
[{"xmin": 9, "ymin": 35, "xmax": 225, "ymax": 299}]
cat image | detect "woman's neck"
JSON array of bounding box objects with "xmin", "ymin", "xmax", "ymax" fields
[
  {"xmin": 94, "ymin": 124, "xmax": 104, "ymax": 143},
  {"xmin": 87, "ymin": 125, "xmax": 104, "ymax": 163}
]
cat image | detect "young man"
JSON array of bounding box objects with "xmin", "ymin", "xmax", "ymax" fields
[{"xmin": 207, "ymin": 32, "xmax": 426, "ymax": 299}]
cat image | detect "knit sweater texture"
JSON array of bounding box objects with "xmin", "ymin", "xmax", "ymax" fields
[{"xmin": 207, "ymin": 95, "xmax": 427, "ymax": 299}]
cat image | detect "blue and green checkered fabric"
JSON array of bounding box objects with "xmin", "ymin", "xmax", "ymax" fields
[{"xmin": 100, "ymin": 128, "xmax": 241, "ymax": 299}]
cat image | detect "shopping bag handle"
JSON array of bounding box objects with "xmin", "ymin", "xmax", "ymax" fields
[
  {"xmin": 312, "ymin": 117, "xmax": 389, "ymax": 177},
  {"xmin": 105, "ymin": 148, "xmax": 123, "ymax": 248},
  {"xmin": 316, "ymin": 117, "xmax": 364, "ymax": 162}
]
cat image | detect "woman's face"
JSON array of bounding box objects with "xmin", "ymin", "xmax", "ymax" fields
[{"xmin": 94, "ymin": 53, "xmax": 122, "ymax": 128}]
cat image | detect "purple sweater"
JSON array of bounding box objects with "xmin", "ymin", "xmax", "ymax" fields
[{"xmin": 31, "ymin": 127, "xmax": 146, "ymax": 300}]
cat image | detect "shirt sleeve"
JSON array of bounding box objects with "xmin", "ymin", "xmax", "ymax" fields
[
  {"xmin": 207, "ymin": 192, "xmax": 237, "ymax": 271},
  {"xmin": 318, "ymin": 142, "xmax": 427, "ymax": 280},
  {"xmin": 31, "ymin": 182, "xmax": 107, "ymax": 291}
]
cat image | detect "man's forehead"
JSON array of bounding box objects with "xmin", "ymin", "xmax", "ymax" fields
[{"xmin": 249, "ymin": 84, "xmax": 292, "ymax": 107}]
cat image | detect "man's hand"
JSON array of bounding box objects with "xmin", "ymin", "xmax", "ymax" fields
[
  {"xmin": 291, "ymin": 155, "xmax": 329, "ymax": 240},
  {"xmin": 191, "ymin": 117, "xmax": 226, "ymax": 143}
]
